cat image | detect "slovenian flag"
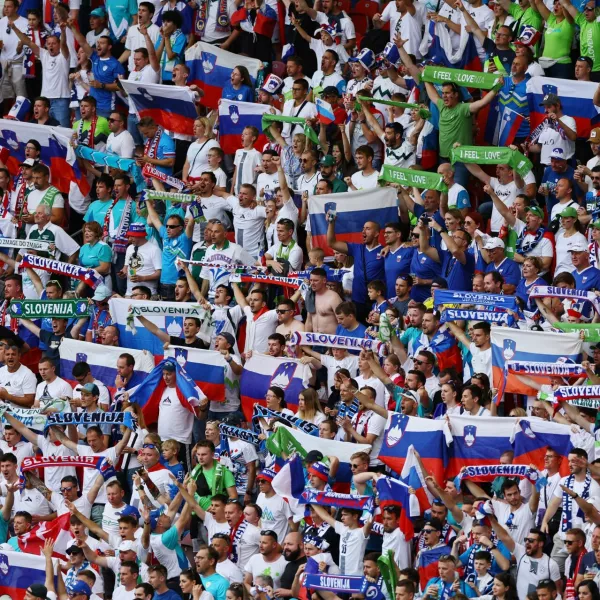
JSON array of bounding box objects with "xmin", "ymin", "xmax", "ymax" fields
[
  {"xmin": 0, "ymin": 550, "xmax": 49, "ymax": 600},
  {"xmin": 128, "ymin": 357, "xmax": 204, "ymax": 427},
  {"xmin": 498, "ymin": 106, "xmax": 525, "ymax": 146},
  {"xmin": 120, "ymin": 81, "xmax": 198, "ymax": 135},
  {"xmin": 401, "ymin": 445, "xmax": 434, "ymax": 513},
  {"xmin": 219, "ymin": 100, "xmax": 270, "ymax": 154},
  {"xmin": 421, "ymin": 21, "xmax": 481, "ymax": 72},
  {"xmin": 376, "ymin": 476, "xmax": 420, "ymax": 540},
  {"xmin": 186, "ymin": 42, "xmax": 262, "ymax": 110},
  {"xmin": 316, "ymin": 98, "xmax": 336, "ymax": 125},
  {"xmin": 164, "ymin": 346, "xmax": 226, "ymax": 402},
  {"xmin": 527, "ymin": 76, "xmax": 600, "ymax": 139}
]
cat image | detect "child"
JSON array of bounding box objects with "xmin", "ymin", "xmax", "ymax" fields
[
  {"xmin": 206, "ymin": 147, "xmax": 227, "ymax": 189},
  {"xmin": 291, "ymin": 20, "xmax": 349, "ymax": 74},
  {"xmin": 231, "ymin": 126, "xmax": 261, "ymax": 196},
  {"xmin": 161, "ymin": 439, "xmax": 184, "ymax": 482},
  {"xmin": 366, "ymin": 279, "xmax": 389, "ymax": 337},
  {"xmin": 464, "ymin": 551, "xmax": 494, "ymax": 598}
]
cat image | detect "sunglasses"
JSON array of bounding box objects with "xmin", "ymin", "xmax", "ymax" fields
[
  {"xmin": 422, "ymin": 528, "xmax": 437, "ymax": 534},
  {"xmin": 60, "ymin": 486, "xmax": 75, "ymax": 492},
  {"xmin": 524, "ymin": 537, "xmax": 538, "ymax": 543},
  {"xmin": 275, "ymin": 309, "xmax": 291, "ymax": 314},
  {"xmin": 166, "ymin": 224, "xmax": 181, "ymax": 229}
]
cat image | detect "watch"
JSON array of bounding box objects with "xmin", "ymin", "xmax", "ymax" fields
[{"xmin": 101, "ymin": 83, "xmax": 106, "ymax": 90}]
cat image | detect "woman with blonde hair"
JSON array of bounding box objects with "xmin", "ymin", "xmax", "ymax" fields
[
  {"xmin": 121, "ymin": 401, "xmax": 149, "ymax": 497},
  {"xmin": 297, "ymin": 388, "xmax": 326, "ymax": 425},
  {"xmin": 182, "ymin": 117, "xmax": 221, "ymax": 183}
]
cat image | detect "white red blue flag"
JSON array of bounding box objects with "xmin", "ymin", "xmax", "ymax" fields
[
  {"xmin": 497, "ymin": 106, "xmax": 525, "ymax": 146},
  {"xmin": 218, "ymin": 100, "xmax": 270, "ymax": 154},
  {"xmin": 0, "ymin": 550, "xmax": 49, "ymax": 600},
  {"xmin": 401, "ymin": 444, "xmax": 434, "ymax": 513},
  {"xmin": 316, "ymin": 98, "xmax": 336, "ymax": 125},
  {"xmin": 376, "ymin": 476, "xmax": 420, "ymax": 540},
  {"xmin": 186, "ymin": 42, "xmax": 262, "ymax": 110},
  {"xmin": 120, "ymin": 81, "xmax": 198, "ymax": 135}
]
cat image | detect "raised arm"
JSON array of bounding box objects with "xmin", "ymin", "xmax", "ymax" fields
[
  {"xmin": 489, "ymin": 515, "xmax": 515, "ymax": 553},
  {"xmin": 530, "ymin": 0, "xmax": 551, "ymax": 21},
  {"xmin": 425, "ymin": 81, "xmax": 441, "ymax": 105},
  {"xmin": 50, "ymin": 425, "xmax": 80, "ymax": 453},
  {"xmin": 483, "ymin": 183, "xmax": 516, "ymax": 226},
  {"xmin": 327, "ymin": 215, "xmax": 349, "ymax": 254},
  {"xmin": 469, "ymin": 84, "xmax": 501, "ymax": 114},
  {"xmin": 144, "ymin": 199, "xmax": 164, "ymax": 231},
  {"xmin": 58, "ymin": 22, "xmax": 70, "ymax": 60},
  {"xmin": 2, "ymin": 410, "xmax": 42, "ymax": 445},
  {"xmin": 69, "ymin": 20, "xmax": 93, "ymax": 57},
  {"xmin": 419, "ymin": 219, "xmax": 440, "ymax": 263},
  {"xmin": 358, "ymin": 99, "xmax": 385, "ymax": 138},
  {"xmin": 137, "ymin": 315, "xmax": 170, "ymax": 344},
  {"xmin": 66, "ymin": 499, "xmax": 109, "ymax": 542},
  {"xmin": 456, "ymin": 0, "xmax": 486, "ymax": 44},
  {"xmin": 9, "ymin": 22, "xmax": 41, "ymax": 56},
  {"xmin": 446, "ymin": 319, "xmax": 471, "ymax": 347},
  {"xmin": 231, "ymin": 282, "xmax": 249, "ymax": 310},
  {"xmin": 19, "ymin": 317, "xmax": 42, "ymax": 338},
  {"xmin": 142, "ymin": 24, "xmax": 160, "ymax": 72},
  {"xmin": 311, "ymin": 503, "xmax": 336, "ymax": 526}
]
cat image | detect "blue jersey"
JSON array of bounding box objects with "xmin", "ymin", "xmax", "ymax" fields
[
  {"xmin": 410, "ymin": 251, "xmax": 442, "ymax": 302},
  {"xmin": 384, "ymin": 246, "xmax": 415, "ymax": 297},
  {"xmin": 485, "ymin": 257, "xmax": 521, "ymax": 286},
  {"xmin": 90, "ymin": 52, "xmax": 125, "ymax": 114},
  {"xmin": 346, "ymin": 243, "xmax": 385, "ymax": 304},
  {"xmin": 572, "ymin": 266, "xmax": 600, "ymax": 291},
  {"xmin": 441, "ymin": 250, "xmax": 475, "ymax": 291},
  {"xmin": 541, "ymin": 165, "xmax": 581, "ymax": 211},
  {"xmin": 516, "ymin": 276, "xmax": 546, "ymax": 312},
  {"xmin": 160, "ymin": 228, "xmax": 192, "ymax": 284}
]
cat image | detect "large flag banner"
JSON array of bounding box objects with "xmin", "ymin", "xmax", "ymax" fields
[
  {"xmin": 240, "ymin": 355, "xmax": 311, "ymax": 419},
  {"xmin": 0, "ymin": 119, "xmax": 88, "ymax": 196},
  {"xmin": 446, "ymin": 414, "xmax": 514, "ymax": 475},
  {"xmin": 491, "ymin": 328, "xmax": 582, "ymax": 397},
  {"xmin": 527, "ymin": 76, "xmax": 600, "ymax": 139},
  {"xmin": 17, "ymin": 512, "xmax": 73, "ymax": 558},
  {"xmin": 308, "ymin": 187, "xmax": 398, "ymax": 255},
  {"xmin": 120, "ymin": 80, "xmax": 198, "ymax": 135},
  {"xmin": 219, "ymin": 100, "xmax": 270, "ymax": 154},
  {"xmin": 109, "ymin": 298, "xmax": 211, "ymax": 356},
  {"xmin": 186, "ymin": 42, "xmax": 262, "ymax": 109},
  {"xmin": 0, "ymin": 550, "xmax": 49, "ymax": 600},
  {"xmin": 164, "ymin": 346, "xmax": 225, "ymax": 401},
  {"xmin": 379, "ymin": 413, "xmax": 447, "ymax": 482},
  {"xmin": 419, "ymin": 21, "xmax": 481, "ymax": 71},
  {"xmin": 511, "ymin": 418, "xmax": 573, "ymax": 475},
  {"xmin": 376, "ymin": 476, "xmax": 420, "ymax": 540},
  {"xmin": 59, "ymin": 338, "xmax": 155, "ymax": 395}
]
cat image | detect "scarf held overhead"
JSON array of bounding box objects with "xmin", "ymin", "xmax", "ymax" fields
[
  {"xmin": 0, "ymin": 238, "xmax": 49, "ymax": 251},
  {"xmin": 126, "ymin": 302, "xmax": 208, "ymax": 333},
  {"xmin": 434, "ymin": 289, "xmax": 518, "ymax": 311},
  {"xmin": 440, "ymin": 308, "xmax": 515, "ymax": 326},
  {"xmin": 379, "ymin": 164, "xmax": 448, "ymax": 191},
  {"xmin": 449, "ymin": 146, "xmax": 533, "ymax": 178},
  {"xmin": 9, "ymin": 299, "xmax": 91, "ymax": 319},
  {"xmin": 507, "ymin": 361, "xmax": 586, "ymax": 377},
  {"xmin": 454, "ymin": 464, "xmax": 542, "ymax": 488},
  {"xmin": 46, "ymin": 411, "xmax": 137, "ymax": 430},
  {"xmin": 289, "ymin": 331, "xmax": 384, "ymax": 354},
  {"xmin": 19, "ymin": 255, "xmax": 102, "ymax": 289}
]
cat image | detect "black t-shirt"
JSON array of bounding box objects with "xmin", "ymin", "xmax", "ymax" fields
[
  {"xmin": 169, "ymin": 336, "xmax": 207, "ymax": 349},
  {"xmin": 280, "ymin": 556, "xmax": 307, "ymax": 590}
]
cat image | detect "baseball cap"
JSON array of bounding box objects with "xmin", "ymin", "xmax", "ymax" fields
[
  {"xmin": 20, "ymin": 158, "xmax": 36, "ymax": 167},
  {"xmin": 558, "ymin": 206, "xmax": 578, "ymax": 218},
  {"xmin": 550, "ymin": 147, "xmax": 566, "ymax": 159},
  {"xmin": 577, "ymin": 56, "xmax": 593, "ymax": 68},
  {"xmin": 483, "ymin": 237, "xmax": 505, "ymax": 250},
  {"xmin": 526, "ymin": 206, "xmax": 544, "ymax": 219},
  {"xmin": 92, "ymin": 284, "xmax": 111, "ymax": 301},
  {"xmin": 216, "ymin": 332, "xmax": 236, "ymax": 348},
  {"xmin": 116, "ymin": 505, "xmax": 141, "ymax": 520},
  {"xmin": 431, "ymin": 277, "xmax": 448, "ymax": 288},
  {"xmin": 540, "ymin": 93, "xmax": 560, "ymax": 106},
  {"xmin": 66, "ymin": 582, "xmax": 92, "ymax": 598},
  {"xmin": 90, "ymin": 7, "xmax": 106, "ymax": 17},
  {"xmin": 80, "ymin": 382, "xmax": 99, "ymax": 397},
  {"xmin": 320, "ymin": 86, "xmax": 341, "ymax": 97},
  {"xmin": 568, "ymin": 241, "xmax": 590, "ymax": 252},
  {"xmin": 66, "ymin": 545, "xmax": 84, "ymax": 555},
  {"xmin": 424, "ymin": 518, "xmax": 444, "ymax": 532},
  {"xmin": 256, "ymin": 468, "xmax": 276, "ymax": 482},
  {"xmin": 28, "ymin": 585, "xmax": 49, "ymax": 600},
  {"xmin": 162, "ymin": 360, "xmax": 176, "ymax": 372},
  {"xmin": 591, "ymin": 220, "xmax": 600, "ymax": 230},
  {"xmin": 308, "ymin": 461, "xmax": 330, "ymax": 482},
  {"xmin": 589, "ymin": 127, "xmax": 600, "ymax": 143},
  {"xmin": 305, "ymin": 450, "xmax": 324, "ymax": 463},
  {"xmin": 118, "ymin": 540, "xmax": 137, "ymax": 552},
  {"xmin": 320, "ymin": 155, "xmax": 335, "ymax": 167}
]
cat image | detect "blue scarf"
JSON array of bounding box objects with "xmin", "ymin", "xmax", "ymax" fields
[
  {"xmin": 561, "ymin": 473, "xmax": 592, "ymax": 532},
  {"xmin": 433, "ymin": 289, "xmax": 518, "ymax": 311}
]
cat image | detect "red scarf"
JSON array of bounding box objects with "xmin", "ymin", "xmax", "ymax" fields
[
  {"xmin": 79, "ymin": 116, "xmax": 98, "ymax": 148},
  {"xmin": 144, "ymin": 127, "xmax": 162, "ymax": 159}
]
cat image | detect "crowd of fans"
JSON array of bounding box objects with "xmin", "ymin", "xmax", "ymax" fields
[{"xmin": 3, "ymin": 3, "xmax": 600, "ymax": 600}]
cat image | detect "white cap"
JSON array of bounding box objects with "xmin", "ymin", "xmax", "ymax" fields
[
  {"xmin": 118, "ymin": 540, "xmax": 136, "ymax": 552},
  {"xmin": 568, "ymin": 241, "xmax": 589, "ymax": 252},
  {"xmin": 550, "ymin": 147, "xmax": 566, "ymax": 159},
  {"xmin": 483, "ymin": 238, "xmax": 505, "ymax": 250}
]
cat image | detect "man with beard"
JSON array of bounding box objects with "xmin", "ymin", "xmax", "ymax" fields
[
  {"xmin": 318, "ymin": 155, "xmax": 348, "ymax": 193},
  {"xmin": 278, "ymin": 532, "xmax": 307, "ymax": 598},
  {"xmin": 311, "ymin": 53, "xmax": 346, "ymax": 98}
]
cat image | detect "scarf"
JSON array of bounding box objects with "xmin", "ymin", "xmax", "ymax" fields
[
  {"xmin": 21, "ymin": 455, "xmax": 117, "ymax": 480},
  {"xmin": 8, "ymin": 298, "xmax": 90, "ymax": 319},
  {"xmin": 455, "ymin": 464, "xmax": 541, "ymax": 488},
  {"xmin": 507, "ymin": 361, "xmax": 586, "ymax": 378},
  {"xmin": 229, "ymin": 517, "xmax": 249, "ymax": 563},
  {"xmin": 253, "ymin": 405, "xmax": 319, "ymax": 436},
  {"xmin": 75, "ymin": 146, "xmax": 145, "ymax": 191},
  {"xmin": 140, "ymin": 190, "xmax": 197, "ymax": 203},
  {"xmin": 0, "ymin": 398, "xmax": 68, "ymax": 430},
  {"xmin": 529, "ymin": 285, "xmax": 597, "ymax": 304},
  {"xmin": 379, "ymin": 164, "xmax": 448, "ymax": 191},
  {"xmin": 65, "ymin": 561, "xmax": 93, "ymax": 591},
  {"xmin": 219, "ymin": 423, "xmax": 260, "ymax": 446},
  {"xmin": 19, "ymin": 255, "xmax": 102, "ymax": 289},
  {"xmin": 561, "ymin": 473, "xmax": 592, "ymax": 532},
  {"xmin": 237, "ymin": 273, "xmax": 302, "ymax": 289},
  {"xmin": 440, "ymin": 308, "xmax": 515, "ymax": 326},
  {"xmin": 142, "ymin": 163, "xmax": 185, "ymax": 190},
  {"xmin": 289, "ymin": 331, "xmax": 384, "ymax": 354},
  {"xmin": 24, "ymin": 27, "xmax": 47, "ymax": 78},
  {"xmin": 338, "ymin": 398, "xmax": 359, "ymax": 420},
  {"xmin": 2, "ymin": 239, "xmax": 51, "ymax": 252},
  {"xmin": 126, "ymin": 302, "xmax": 208, "ymax": 333},
  {"xmin": 144, "ymin": 126, "xmax": 162, "ymax": 159},
  {"xmin": 0, "ymin": 190, "xmax": 9, "ymax": 219},
  {"xmin": 46, "ymin": 411, "xmax": 137, "ymax": 430},
  {"xmin": 78, "ymin": 116, "xmax": 98, "ymax": 148},
  {"xmin": 421, "ymin": 66, "xmax": 502, "ymax": 90},
  {"xmin": 302, "ymin": 574, "xmax": 365, "ymax": 594},
  {"xmin": 433, "ymin": 289, "xmax": 518, "ymax": 311},
  {"xmin": 0, "ymin": 299, "xmax": 18, "ymax": 333},
  {"xmin": 554, "ymin": 385, "xmax": 600, "ymax": 401},
  {"xmin": 450, "ymin": 145, "xmax": 533, "ymax": 178},
  {"xmin": 107, "ymin": 198, "xmax": 133, "ymax": 254},
  {"xmin": 14, "ymin": 177, "xmax": 28, "ymax": 232},
  {"xmin": 300, "ymin": 489, "xmax": 374, "ymax": 511},
  {"xmin": 553, "ymin": 323, "xmax": 600, "ymax": 341},
  {"xmin": 195, "ymin": 0, "xmax": 229, "ymax": 36},
  {"xmin": 190, "ymin": 460, "xmax": 226, "ymax": 496},
  {"xmin": 515, "ymin": 226, "xmax": 547, "ymax": 256}
]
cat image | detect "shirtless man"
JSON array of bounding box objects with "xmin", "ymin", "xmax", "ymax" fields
[
  {"xmin": 275, "ymin": 298, "xmax": 305, "ymax": 341},
  {"xmin": 305, "ymin": 268, "xmax": 342, "ymax": 334}
]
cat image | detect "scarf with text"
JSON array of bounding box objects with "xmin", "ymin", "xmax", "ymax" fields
[
  {"xmin": 14, "ymin": 177, "xmax": 28, "ymax": 231},
  {"xmin": 46, "ymin": 411, "xmax": 137, "ymax": 430},
  {"xmin": 219, "ymin": 423, "xmax": 261, "ymax": 446},
  {"xmin": 229, "ymin": 517, "xmax": 248, "ymax": 563},
  {"xmin": 440, "ymin": 308, "xmax": 515, "ymax": 326},
  {"xmin": 232, "ymin": 272, "xmax": 302, "ymax": 289},
  {"xmin": 450, "ymin": 145, "xmax": 532, "ymax": 178},
  {"xmin": 454, "ymin": 464, "xmax": 542, "ymax": 489},
  {"xmin": 515, "ymin": 226, "xmax": 550, "ymax": 256},
  {"xmin": 8, "ymin": 299, "xmax": 90, "ymax": 320},
  {"xmin": 78, "ymin": 116, "xmax": 98, "ymax": 148},
  {"xmin": 379, "ymin": 164, "xmax": 447, "ymax": 191},
  {"xmin": 21, "ymin": 455, "xmax": 117, "ymax": 479},
  {"xmin": 75, "ymin": 146, "xmax": 145, "ymax": 191},
  {"xmin": 142, "ymin": 164, "xmax": 186, "ymax": 191},
  {"xmin": 561, "ymin": 473, "xmax": 592, "ymax": 531},
  {"xmin": 433, "ymin": 289, "xmax": 518, "ymax": 311},
  {"xmin": 554, "ymin": 385, "xmax": 600, "ymax": 401},
  {"xmin": 195, "ymin": 0, "xmax": 229, "ymax": 36},
  {"xmin": 338, "ymin": 398, "xmax": 360, "ymax": 420},
  {"xmin": 19, "ymin": 255, "xmax": 102, "ymax": 289},
  {"xmin": 24, "ymin": 27, "xmax": 47, "ymax": 77},
  {"xmin": 0, "ymin": 238, "xmax": 49, "ymax": 251},
  {"xmin": 300, "ymin": 489, "xmax": 374, "ymax": 511},
  {"xmin": 253, "ymin": 405, "xmax": 319, "ymax": 436},
  {"xmin": 289, "ymin": 331, "xmax": 384, "ymax": 354},
  {"xmin": 507, "ymin": 361, "xmax": 586, "ymax": 378},
  {"xmin": 421, "ymin": 66, "xmax": 502, "ymax": 90},
  {"xmin": 126, "ymin": 302, "xmax": 208, "ymax": 333},
  {"xmin": 553, "ymin": 323, "xmax": 600, "ymax": 341},
  {"xmin": 140, "ymin": 190, "xmax": 197, "ymax": 203},
  {"xmin": 529, "ymin": 286, "xmax": 597, "ymax": 304},
  {"xmin": 302, "ymin": 574, "xmax": 366, "ymax": 594}
]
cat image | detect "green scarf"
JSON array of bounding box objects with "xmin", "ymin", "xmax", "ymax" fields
[
  {"xmin": 421, "ymin": 66, "xmax": 503, "ymax": 90},
  {"xmin": 554, "ymin": 323, "xmax": 600, "ymax": 342},
  {"xmin": 357, "ymin": 96, "xmax": 431, "ymax": 119},
  {"xmin": 8, "ymin": 299, "xmax": 90, "ymax": 319},
  {"xmin": 449, "ymin": 145, "xmax": 533, "ymax": 177},
  {"xmin": 379, "ymin": 164, "xmax": 448, "ymax": 191},
  {"xmin": 262, "ymin": 113, "xmax": 320, "ymax": 147},
  {"xmin": 378, "ymin": 550, "xmax": 398, "ymax": 599}
]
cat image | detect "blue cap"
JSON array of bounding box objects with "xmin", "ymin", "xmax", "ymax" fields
[
  {"xmin": 116, "ymin": 505, "xmax": 141, "ymax": 521},
  {"xmin": 149, "ymin": 507, "xmax": 165, "ymax": 529},
  {"xmin": 90, "ymin": 7, "xmax": 106, "ymax": 17},
  {"xmin": 127, "ymin": 222, "xmax": 147, "ymax": 237},
  {"xmin": 67, "ymin": 581, "xmax": 92, "ymax": 597}
]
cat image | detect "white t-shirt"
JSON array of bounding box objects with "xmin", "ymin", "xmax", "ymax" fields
[
  {"xmin": 126, "ymin": 64, "xmax": 160, "ymax": 114},
  {"xmin": 124, "ymin": 23, "xmax": 160, "ymax": 71},
  {"xmin": 233, "ymin": 148, "xmax": 261, "ymax": 196},
  {"xmin": 225, "ymin": 196, "xmax": 267, "ymax": 258},
  {"xmin": 112, "ymin": 586, "xmax": 135, "ymax": 600},
  {"xmin": 334, "ymin": 521, "xmax": 369, "ymax": 575},
  {"xmin": 461, "ymin": 4, "xmax": 495, "ymax": 60},
  {"xmin": 351, "ymin": 409, "xmax": 386, "ymax": 466},
  {"xmin": 553, "ymin": 475, "xmax": 600, "ymax": 538},
  {"xmin": 491, "ymin": 500, "xmax": 535, "ymax": 545},
  {"xmin": 210, "ymin": 354, "xmax": 242, "ymax": 413},
  {"xmin": 200, "ymin": 241, "xmax": 256, "ymax": 299},
  {"xmin": 490, "ymin": 178, "xmax": 522, "ymax": 233},
  {"xmin": 539, "ymin": 117, "xmax": 577, "ymax": 164},
  {"xmin": 50, "ymin": 491, "xmax": 92, "ymax": 518},
  {"xmin": 75, "ymin": 445, "xmax": 118, "ymax": 504},
  {"xmin": 469, "ymin": 343, "xmax": 492, "ymax": 380},
  {"xmin": 37, "ymin": 435, "xmax": 76, "ymax": 493},
  {"xmin": 0, "ymin": 364, "xmax": 37, "ymax": 409},
  {"xmin": 228, "ymin": 438, "xmax": 259, "ymax": 495},
  {"xmin": 320, "ymin": 354, "xmax": 359, "ymax": 393},
  {"xmin": 513, "ymin": 542, "xmax": 560, "ymax": 600},
  {"xmin": 35, "ymin": 377, "xmax": 74, "ymax": 402},
  {"xmin": 204, "ymin": 511, "xmax": 231, "ymax": 541},
  {"xmin": 12, "ymin": 487, "xmax": 53, "ymax": 517},
  {"xmin": 158, "ymin": 385, "xmax": 200, "ymax": 444},
  {"xmin": 40, "ymin": 49, "xmax": 71, "ymax": 98},
  {"xmin": 243, "ymin": 553, "xmax": 289, "ymax": 589},
  {"xmin": 124, "ymin": 241, "xmax": 162, "ymax": 295},
  {"xmin": 555, "ymin": 231, "xmax": 587, "ymax": 276},
  {"xmin": 216, "ymin": 558, "xmax": 244, "ymax": 583},
  {"xmin": 355, "ymin": 374, "xmax": 386, "ymax": 408},
  {"xmin": 186, "ymin": 139, "xmax": 221, "ymax": 179},
  {"xmin": 0, "ymin": 439, "xmax": 33, "ymax": 466},
  {"xmin": 256, "ymin": 493, "xmax": 292, "ymax": 544},
  {"xmin": 281, "ymin": 99, "xmax": 318, "ymax": 142},
  {"xmin": 236, "ymin": 522, "xmax": 262, "ymax": 570},
  {"xmin": 0, "ymin": 16, "xmax": 28, "ymax": 61},
  {"xmin": 266, "ymin": 241, "xmax": 303, "ymax": 270},
  {"xmin": 106, "ymin": 131, "xmax": 136, "ymax": 159},
  {"xmin": 513, "ymin": 220, "xmax": 555, "ymax": 263},
  {"xmin": 102, "ymin": 502, "xmax": 128, "ymax": 537},
  {"xmin": 380, "ymin": 3, "xmax": 423, "ymax": 56},
  {"xmin": 351, "ymin": 170, "xmax": 379, "ymax": 190},
  {"xmin": 382, "ymin": 527, "xmax": 412, "ymax": 569}
]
